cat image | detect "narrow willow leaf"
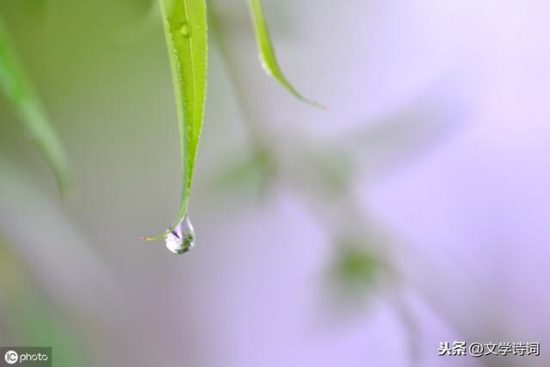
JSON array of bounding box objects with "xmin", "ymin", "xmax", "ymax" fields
[
  {"xmin": 147, "ymin": 0, "xmax": 207, "ymax": 239},
  {"xmin": 0, "ymin": 16, "xmax": 72, "ymax": 197},
  {"xmin": 248, "ymin": 0, "xmax": 321, "ymax": 107}
]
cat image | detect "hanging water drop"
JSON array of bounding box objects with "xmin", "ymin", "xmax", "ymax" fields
[
  {"xmin": 165, "ymin": 215, "xmax": 195, "ymax": 254},
  {"xmin": 179, "ymin": 23, "xmax": 191, "ymax": 37}
]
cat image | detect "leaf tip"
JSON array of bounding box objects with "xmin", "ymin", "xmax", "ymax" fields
[
  {"xmin": 140, "ymin": 234, "xmax": 165, "ymax": 242},
  {"xmin": 303, "ymin": 98, "xmax": 327, "ymax": 111}
]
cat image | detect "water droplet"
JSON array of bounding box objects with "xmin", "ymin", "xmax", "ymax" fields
[
  {"xmin": 179, "ymin": 23, "xmax": 191, "ymax": 37},
  {"xmin": 165, "ymin": 216, "xmax": 195, "ymax": 254}
]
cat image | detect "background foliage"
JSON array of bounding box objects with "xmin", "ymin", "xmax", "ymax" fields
[{"xmin": 1, "ymin": 1, "xmax": 549, "ymax": 366}]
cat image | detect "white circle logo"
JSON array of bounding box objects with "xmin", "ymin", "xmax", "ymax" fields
[{"xmin": 4, "ymin": 350, "xmax": 18, "ymax": 364}]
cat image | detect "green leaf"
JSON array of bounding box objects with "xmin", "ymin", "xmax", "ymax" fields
[
  {"xmin": 149, "ymin": 0, "xmax": 208, "ymax": 237},
  {"xmin": 0, "ymin": 16, "xmax": 72, "ymax": 197},
  {"xmin": 211, "ymin": 146, "xmax": 276, "ymax": 199},
  {"xmin": 0, "ymin": 240, "xmax": 92, "ymax": 367},
  {"xmin": 328, "ymin": 237, "xmax": 390, "ymax": 300},
  {"xmin": 248, "ymin": 0, "xmax": 322, "ymax": 107}
]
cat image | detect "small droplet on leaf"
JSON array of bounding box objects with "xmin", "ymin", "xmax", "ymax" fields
[
  {"xmin": 165, "ymin": 215, "xmax": 195, "ymax": 254},
  {"xmin": 179, "ymin": 23, "xmax": 191, "ymax": 37}
]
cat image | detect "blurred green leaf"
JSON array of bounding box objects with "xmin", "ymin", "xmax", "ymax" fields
[
  {"xmin": 0, "ymin": 16, "xmax": 72, "ymax": 197},
  {"xmin": 307, "ymin": 148, "xmax": 354, "ymax": 196},
  {"xmin": 117, "ymin": 1, "xmax": 162, "ymax": 44},
  {"xmin": 248, "ymin": 0, "xmax": 321, "ymax": 107},
  {"xmin": 334, "ymin": 246, "xmax": 380, "ymax": 287},
  {"xmin": 212, "ymin": 146, "xmax": 276, "ymax": 199},
  {"xmin": 328, "ymin": 237, "xmax": 392, "ymax": 300},
  {"xmin": 152, "ymin": 0, "xmax": 208, "ymax": 236},
  {"xmin": 0, "ymin": 240, "xmax": 91, "ymax": 367}
]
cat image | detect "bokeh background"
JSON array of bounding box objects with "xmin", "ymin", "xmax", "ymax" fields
[{"xmin": 1, "ymin": 0, "xmax": 549, "ymax": 366}]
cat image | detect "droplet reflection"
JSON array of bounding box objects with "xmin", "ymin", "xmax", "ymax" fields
[{"xmin": 165, "ymin": 216, "xmax": 195, "ymax": 254}]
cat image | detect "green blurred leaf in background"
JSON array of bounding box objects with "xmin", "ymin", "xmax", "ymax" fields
[
  {"xmin": 0, "ymin": 15, "xmax": 72, "ymax": 197},
  {"xmin": 0, "ymin": 239, "xmax": 91, "ymax": 367}
]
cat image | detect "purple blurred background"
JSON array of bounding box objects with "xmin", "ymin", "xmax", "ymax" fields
[{"xmin": 1, "ymin": 0, "xmax": 549, "ymax": 366}]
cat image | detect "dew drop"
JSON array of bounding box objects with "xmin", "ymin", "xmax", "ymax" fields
[
  {"xmin": 165, "ymin": 215, "xmax": 195, "ymax": 254},
  {"xmin": 179, "ymin": 23, "xmax": 191, "ymax": 37}
]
